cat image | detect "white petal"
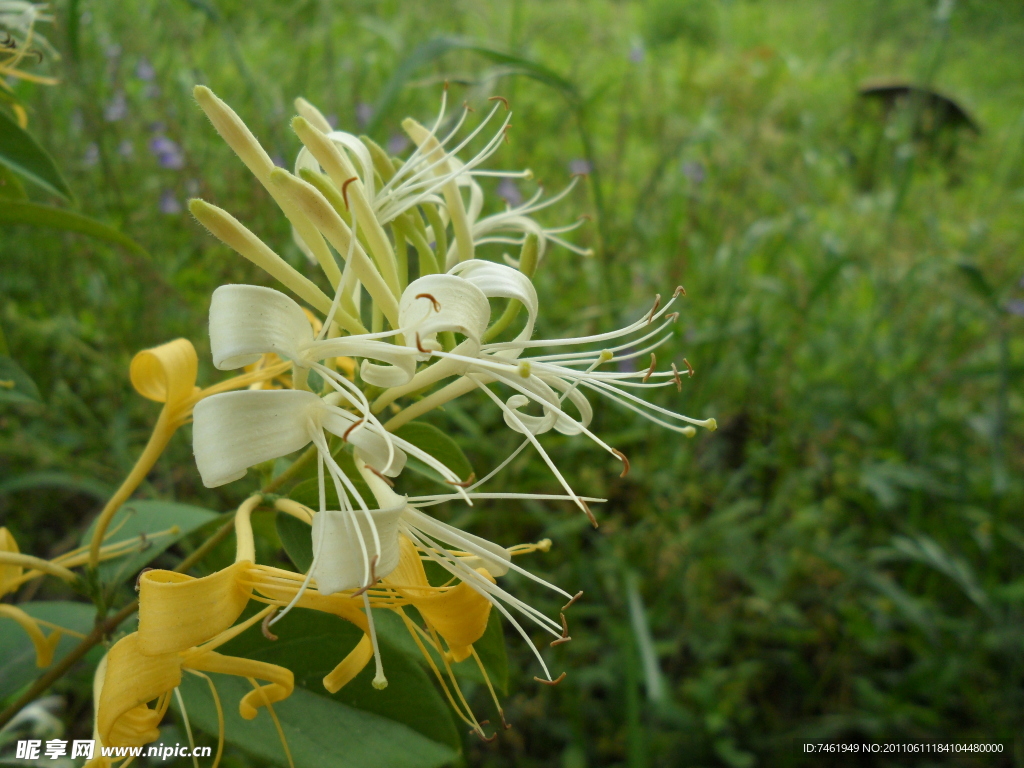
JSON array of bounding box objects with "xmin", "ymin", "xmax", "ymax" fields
[
  {"xmin": 399, "ymin": 274, "xmax": 491, "ymax": 345},
  {"xmin": 310, "ymin": 504, "xmax": 405, "ymax": 594},
  {"xmin": 543, "ymin": 375, "xmax": 594, "ymax": 435},
  {"xmin": 449, "ymin": 259, "xmax": 538, "ymax": 346},
  {"xmin": 192, "ymin": 390, "xmax": 317, "ymax": 487},
  {"xmin": 403, "ymin": 507, "xmax": 511, "ymax": 577},
  {"xmin": 209, "ymin": 284, "xmax": 314, "ymax": 370},
  {"xmin": 502, "ymin": 394, "xmax": 558, "ymax": 435}
]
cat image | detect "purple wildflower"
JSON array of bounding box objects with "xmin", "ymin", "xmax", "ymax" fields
[
  {"xmin": 104, "ymin": 91, "xmax": 127, "ymax": 122},
  {"xmin": 569, "ymin": 159, "xmax": 592, "ymax": 176},
  {"xmin": 159, "ymin": 190, "xmax": 182, "ymax": 215},
  {"xmin": 387, "ymin": 133, "xmax": 409, "ymax": 155},
  {"xmin": 135, "ymin": 58, "xmax": 155, "ymax": 81},
  {"xmin": 497, "ymin": 178, "xmax": 523, "ymax": 207},
  {"xmin": 356, "ymin": 103, "xmax": 373, "ymax": 127},
  {"xmin": 117, "ymin": 140, "xmax": 134, "ymax": 159},
  {"xmin": 83, "ymin": 144, "xmax": 99, "ymax": 167},
  {"xmin": 149, "ymin": 136, "xmax": 185, "ymax": 169},
  {"xmin": 682, "ymin": 161, "xmax": 705, "ymax": 184}
]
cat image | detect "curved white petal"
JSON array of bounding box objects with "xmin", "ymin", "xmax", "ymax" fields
[
  {"xmin": 399, "ymin": 274, "xmax": 491, "ymax": 347},
  {"xmin": 310, "ymin": 504, "xmax": 405, "ymax": 594},
  {"xmin": 502, "ymin": 394, "xmax": 558, "ymax": 435},
  {"xmin": 209, "ymin": 284, "xmax": 314, "ymax": 370},
  {"xmin": 543, "ymin": 375, "xmax": 594, "ymax": 435},
  {"xmin": 450, "ymin": 259, "xmax": 538, "ymax": 347},
  {"xmin": 192, "ymin": 390, "xmax": 317, "ymax": 487}
]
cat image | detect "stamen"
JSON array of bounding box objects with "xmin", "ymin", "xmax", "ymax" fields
[
  {"xmin": 562, "ymin": 590, "xmax": 584, "ymax": 611},
  {"xmin": 670, "ymin": 363, "xmax": 683, "ymax": 392},
  {"xmin": 645, "ymin": 294, "xmax": 662, "ymax": 325},
  {"xmin": 261, "ymin": 608, "xmax": 279, "ymax": 641},
  {"xmin": 134, "ymin": 567, "xmax": 155, "ymax": 592},
  {"xmin": 341, "ymin": 176, "xmax": 358, "ymax": 208},
  {"xmin": 342, "ymin": 418, "xmax": 365, "ymax": 443},
  {"xmin": 363, "ymin": 591, "xmax": 388, "ymax": 690},
  {"xmin": 462, "ymin": 101, "xmax": 475, "ymax": 113},
  {"xmin": 642, "ymin": 353, "xmax": 657, "ymax": 383},
  {"xmin": 416, "ymin": 333, "xmax": 429, "ymax": 353},
  {"xmin": 579, "ymin": 498, "xmax": 598, "ymax": 528},
  {"xmin": 352, "ymin": 555, "xmax": 380, "ymax": 597},
  {"xmin": 674, "ymin": 285, "xmax": 686, "ymax": 298},
  {"xmin": 500, "ymin": 711, "xmax": 512, "ymax": 730},
  {"xmin": 534, "ymin": 672, "xmax": 567, "ymax": 686},
  {"xmin": 471, "ymin": 728, "xmax": 497, "ymax": 743},
  {"xmin": 683, "ymin": 358, "xmax": 695, "ymax": 377},
  {"xmin": 445, "ymin": 472, "xmax": 477, "ymax": 488},
  {"xmin": 550, "ymin": 613, "xmax": 571, "ymax": 647},
  {"xmin": 366, "ymin": 465, "xmax": 396, "ymax": 487},
  {"xmin": 488, "ymin": 95, "xmax": 510, "ymax": 111},
  {"xmin": 611, "ymin": 448, "xmax": 630, "ymax": 477},
  {"xmin": 415, "ymin": 292, "xmax": 441, "ymax": 312}
]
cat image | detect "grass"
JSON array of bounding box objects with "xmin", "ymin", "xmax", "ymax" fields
[{"xmin": 2, "ymin": 0, "xmax": 1023, "ymax": 766}]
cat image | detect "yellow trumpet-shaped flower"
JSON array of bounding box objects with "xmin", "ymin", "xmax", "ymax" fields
[
  {"xmin": 87, "ymin": 339, "xmax": 289, "ymax": 569},
  {"xmin": 0, "ymin": 528, "xmax": 63, "ymax": 668}
]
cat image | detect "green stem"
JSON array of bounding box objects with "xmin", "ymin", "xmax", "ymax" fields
[{"xmin": 482, "ymin": 233, "xmax": 539, "ymax": 342}]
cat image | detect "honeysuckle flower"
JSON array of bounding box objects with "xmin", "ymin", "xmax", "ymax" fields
[
  {"xmin": 87, "ymin": 339, "xmax": 289, "ymax": 568},
  {"xmin": 0, "ymin": 2, "xmax": 57, "ymax": 126}
]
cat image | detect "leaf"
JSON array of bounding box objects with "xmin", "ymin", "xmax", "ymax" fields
[
  {"xmin": 0, "ymin": 471, "xmax": 112, "ymax": 500},
  {"xmin": 0, "ymin": 109, "xmax": 72, "ymax": 201},
  {"xmin": 394, "ymin": 422, "xmax": 473, "ymax": 485},
  {"xmin": 80, "ymin": 501, "xmax": 222, "ymax": 586},
  {"xmin": 0, "ymin": 201, "xmax": 150, "ymax": 260},
  {"xmin": 0, "ymin": 601, "xmax": 95, "ymax": 697},
  {"xmin": 276, "ymin": 512, "xmax": 313, "ymax": 573},
  {"xmin": 0, "ymin": 356, "xmax": 42, "ymax": 405},
  {"xmin": 0, "ymin": 163, "xmax": 27, "ymax": 200}
]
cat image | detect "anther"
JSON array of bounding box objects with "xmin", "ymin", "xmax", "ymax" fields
[
  {"xmin": 340, "ymin": 176, "xmax": 358, "ymax": 208},
  {"xmin": 462, "ymin": 100, "xmax": 475, "ymax": 113},
  {"xmin": 683, "ymin": 358, "xmax": 694, "ymax": 377},
  {"xmin": 445, "ymin": 472, "xmax": 477, "ymax": 488},
  {"xmin": 262, "ymin": 608, "xmax": 279, "ymax": 641},
  {"xmin": 670, "ymin": 363, "xmax": 683, "ymax": 392},
  {"xmin": 598, "ymin": 349, "xmax": 614, "ymax": 363},
  {"xmin": 642, "ymin": 353, "xmax": 657, "ymax": 383},
  {"xmin": 138, "ymin": 531, "xmax": 151, "ymax": 551},
  {"xmin": 443, "ymin": 80, "xmax": 450, "ymax": 92},
  {"xmin": 665, "ymin": 312, "xmax": 679, "ymax": 322},
  {"xmin": 518, "ymin": 361, "xmax": 531, "ymax": 378},
  {"xmin": 134, "ymin": 567, "xmax": 156, "ymax": 592},
  {"xmin": 352, "ymin": 555, "xmax": 379, "ymax": 597},
  {"xmin": 534, "ymin": 672, "xmax": 567, "ymax": 686},
  {"xmin": 367, "ymin": 465, "xmax": 396, "ymax": 487},
  {"xmin": 488, "ymin": 96, "xmax": 510, "ymax": 111},
  {"xmin": 550, "ymin": 613, "xmax": 572, "ymax": 647},
  {"xmin": 562, "ymin": 590, "xmax": 584, "ymax": 611},
  {"xmin": 342, "ymin": 418, "xmax": 365, "ymax": 443},
  {"xmin": 579, "ymin": 498, "xmax": 598, "ymax": 528},
  {"xmin": 502, "ymin": 124, "xmax": 511, "ymax": 144},
  {"xmin": 611, "ymin": 448, "xmax": 630, "ymax": 477},
  {"xmin": 471, "ymin": 728, "xmax": 498, "ymax": 743},
  {"xmin": 415, "ymin": 292, "xmax": 441, "ymax": 312},
  {"xmin": 674, "ymin": 285, "xmax": 686, "ymax": 298},
  {"xmin": 415, "ymin": 333, "xmax": 429, "ymax": 354},
  {"xmin": 500, "ymin": 710, "xmax": 512, "ymax": 730},
  {"xmin": 577, "ymin": 213, "xmax": 593, "ymax": 221},
  {"xmin": 646, "ymin": 294, "xmax": 662, "ymax": 325}
]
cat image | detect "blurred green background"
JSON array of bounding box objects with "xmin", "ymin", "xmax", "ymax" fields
[{"xmin": 2, "ymin": 0, "xmax": 1024, "ymax": 766}]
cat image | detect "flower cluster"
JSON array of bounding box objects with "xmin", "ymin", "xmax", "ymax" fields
[{"xmin": 2, "ymin": 84, "xmax": 714, "ymax": 764}]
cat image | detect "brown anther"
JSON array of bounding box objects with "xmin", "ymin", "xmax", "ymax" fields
[
  {"xmin": 341, "ymin": 176, "xmax": 358, "ymax": 208},
  {"xmin": 570, "ymin": 171, "xmax": 588, "ymax": 179},
  {"xmin": 342, "ymin": 418, "xmax": 365, "ymax": 443},
  {"xmin": 665, "ymin": 312, "xmax": 680, "ymax": 322},
  {"xmin": 502, "ymin": 124, "xmax": 511, "ymax": 144},
  {"xmin": 683, "ymin": 358, "xmax": 695, "ymax": 377},
  {"xmin": 642, "ymin": 353, "xmax": 657, "ymax": 383},
  {"xmin": 579, "ymin": 498, "xmax": 598, "ymax": 528},
  {"xmin": 462, "ymin": 100, "xmax": 475, "ymax": 113},
  {"xmin": 134, "ymin": 567, "xmax": 156, "ymax": 592},
  {"xmin": 577, "ymin": 213, "xmax": 593, "ymax": 222},
  {"xmin": 351, "ymin": 555, "xmax": 379, "ymax": 597},
  {"xmin": 445, "ymin": 472, "xmax": 477, "ymax": 488},
  {"xmin": 488, "ymin": 95, "xmax": 510, "ymax": 111},
  {"xmin": 645, "ymin": 294, "xmax": 662, "ymax": 325},
  {"xmin": 472, "ymin": 728, "xmax": 498, "ymax": 743},
  {"xmin": 500, "ymin": 710, "xmax": 511, "ymax": 730},
  {"xmin": 415, "ymin": 333, "xmax": 429, "ymax": 354},
  {"xmin": 674, "ymin": 285, "xmax": 686, "ymax": 298},
  {"xmin": 415, "ymin": 292, "xmax": 441, "ymax": 312},
  {"xmin": 562, "ymin": 590, "xmax": 584, "ymax": 611},
  {"xmin": 534, "ymin": 672, "xmax": 567, "ymax": 686},
  {"xmin": 443, "ymin": 80, "xmax": 450, "ymax": 92},
  {"xmin": 670, "ymin": 363, "xmax": 683, "ymax": 392},
  {"xmin": 550, "ymin": 613, "xmax": 572, "ymax": 647},
  {"xmin": 367, "ymin": 465, "xmax": 395, "ymax": 487},
  {"xmin": 261, "ymin": 609, "xmax": 279, "ymax": 641},
  {"xmin": 611, "ymin": 448, "xmax": 630, "ymax": 477},
  {"xmin": 138, "ymin": 531, "xmax": 151, "ymax": 551}
]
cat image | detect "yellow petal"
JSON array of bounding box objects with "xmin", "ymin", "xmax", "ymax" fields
[
  {"xmin": 138, "ymin": 562, "xmax": 253, "ymax": 655},
  {"xmin": 186, "ymin": 649, "xmax": 294, "ymax": 720},
  {"xmin": 384, "ymin": 537, "xmax": 493, "ymax": 660},
  {"xmin": 0, "ymin": 605, "xmax": 62, "ymax": 667},
  {"xmin": 322, "ymin": 634, "xmax": 373, "ymax": 694},
  {"xmin": 130, "ymin": 339, "xmax": 199, "ymax": 408},
  {"xmin": 0, "ymin": 527, "xmax": 23, "ymax": 596},
  {"xmin": 97, "ymin": 633, "xmax": 181, "ymax": 748}
]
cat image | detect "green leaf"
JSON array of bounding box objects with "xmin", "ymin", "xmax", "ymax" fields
[
  {"xmin": 80, "ymin": 501, "xmax": 222, "ymax": 586},
  {"xmin": 0, "ymin": 356, "xmax": 42, "ymax": 405},
  {"xmin": 0, "ymin": 201, "xmax": 150, "ymax": 260},
  {"xmin": 394, "ymin": 422, "xmax": 473, "ymax": 485},
  {"xmin": 0, "ymin": 163, "xmax": 27, "ymax": 200},
  {"xmin": 0, "ymin": 471, "xmax": 112, "ymax": 500},
  {"xmin": 0, "ymin": 601, "xmax": 95, "ymax": 697},
  {"xmin": 276, "ymin": 512, "xmax": 313, "ymax": 572},
  {"xmin": 0, "ymin": 109, "xmax": 73, "ymax": 201}
]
